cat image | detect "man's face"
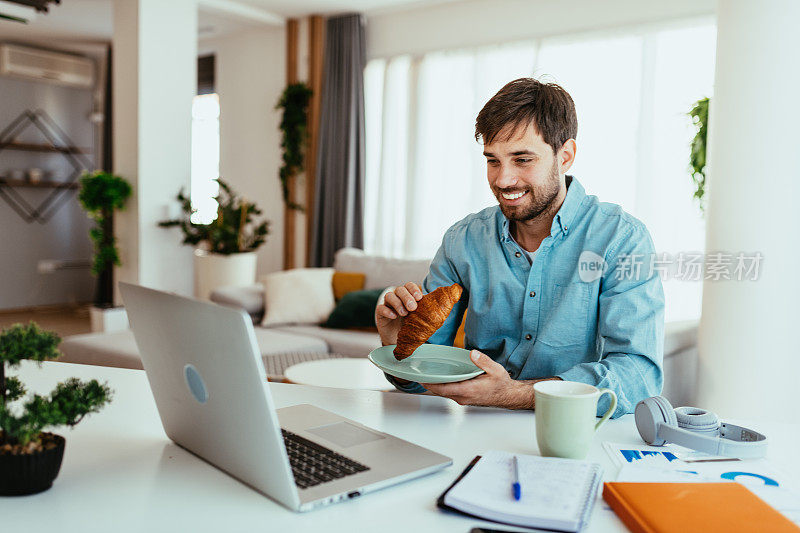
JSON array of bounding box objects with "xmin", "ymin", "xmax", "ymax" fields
[{"xmin": 484, "ymin": 123, "xmax": 564, "ymax": 222}]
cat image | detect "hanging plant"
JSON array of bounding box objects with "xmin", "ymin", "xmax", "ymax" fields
[
  {"xmin": 688, "ymin": 97, "xmax": 709, "ymax": 214},
  {"xmin": 276, "ymin": 82, "xmax": 313, "ymax": 212}
]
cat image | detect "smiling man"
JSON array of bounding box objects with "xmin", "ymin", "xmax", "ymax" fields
[{"xmin": 375, "ymin": 78, "xmax": 664, "ymax": 418}]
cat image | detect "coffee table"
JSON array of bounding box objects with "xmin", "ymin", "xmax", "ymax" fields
[{"xmin": 284, "ymin": 358, "xmax": 395, "ymax": 391}]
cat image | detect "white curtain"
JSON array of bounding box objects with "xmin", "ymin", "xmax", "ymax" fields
[{"xmin": 364, "ymin": 21, "xmax": 717, "ymax": 321}]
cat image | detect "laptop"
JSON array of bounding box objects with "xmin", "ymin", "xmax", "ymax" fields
[{"xmin": 120, "ymin": 283, "xmax": 452, "ymax": 512}]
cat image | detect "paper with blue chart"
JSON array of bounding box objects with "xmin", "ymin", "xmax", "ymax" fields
[
  {"xmin": 603, "ymin": 442, "xmax": 800, "ymax": 526},
  {"xmin": 603, "ymin": 442, "xmax": 737, "ymax": 468}
]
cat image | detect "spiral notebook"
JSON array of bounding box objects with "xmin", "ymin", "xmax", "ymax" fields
[{"xmin": 439, "ymin": 451, "xmax": 602, "ymax": 532}]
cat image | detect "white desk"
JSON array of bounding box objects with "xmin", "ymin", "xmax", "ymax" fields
[{"xmin": 4, "ymin": 361, "xmax": 799, "ymax": 532}]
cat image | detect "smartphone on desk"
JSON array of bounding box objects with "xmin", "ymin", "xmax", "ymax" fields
[{"xmin": 469, "ymin": 527, "xmax": 553, "ymax": 533}]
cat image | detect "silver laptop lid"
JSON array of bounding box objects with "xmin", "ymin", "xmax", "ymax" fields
[{"xmin": 120, "ymin": 282, "xmax": 301, "ymax": 510}]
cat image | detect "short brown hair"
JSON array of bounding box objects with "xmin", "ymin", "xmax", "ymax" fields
[{"xmin": 475, "ymin": 78, "xmax": 578, "ymax": 154}]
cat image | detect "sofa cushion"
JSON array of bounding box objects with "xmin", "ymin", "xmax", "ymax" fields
[
  {"xmin": 252, "ymin": 327, "xmax": 329, "ymax": 355},
  {"xmin": 59, "ymin": 329, "xmax": 144, "ymax": 370},
  {"xmin": 272, "ymin": 325, "xmax": 382, "ymax": 358},
  {"xmin": 333, "ymin": 248, "xmax": 431, "ymax": 290},
  {"xmin": 261, "ymin": 268, "xmax": 335, "ymax": 326},
  {"xmin": 210, "ymin": 283, "xmax": 265, "ymax": 322},
  {"xmin": 323, "ymin": 288, "xmax": 386, "ymax": 330},
  {"xmin": 663, "ymin": 319, "xmax": 698, "ymax": 356},
  {"xmin": 662, "ymin": 346, "xmax": 698, "ymax": 408},
  {"xmin": 59, "ymin": 328, "xmax": 329, "ymax": 371},
  {"xmin": 332, "ymin": 271, "xmax": 366, "ymax": 300}
]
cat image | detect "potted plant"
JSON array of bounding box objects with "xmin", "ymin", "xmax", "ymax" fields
[
  {"xmin": 159, "ymin": 178, "xmax": 270, "ymax": 299},
  {"xmin": 0, "ymin": 322, "xmax": 112, "ymax": 495},
  {"xmin": 78, "ymin": 170, "xmax": 132, "ymax": 332}
]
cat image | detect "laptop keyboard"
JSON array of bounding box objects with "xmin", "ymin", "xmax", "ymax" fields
[{"xmin": 281, "ymin": 429, "xmax": 370, "ymax": 489}]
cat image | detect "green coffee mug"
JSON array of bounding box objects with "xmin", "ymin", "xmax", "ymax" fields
[{"xmin": 533, "ymin": 380, "xmax": 617, "ymax": 459}]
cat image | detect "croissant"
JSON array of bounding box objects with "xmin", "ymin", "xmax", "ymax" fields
[{"xmin": 394, "ymin": 283, "xmax": 463, "ymax": 360}]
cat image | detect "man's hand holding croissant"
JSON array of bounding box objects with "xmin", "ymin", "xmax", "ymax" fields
[
  {"xmin": 375, "ymin": 282, "xmax": 424, "ymax": 347},
  {"xmin": 375, "ymin": 282, "xmax": 426, "ymax": 387}
]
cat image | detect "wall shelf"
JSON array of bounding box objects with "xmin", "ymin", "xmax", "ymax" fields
[
  {"xmin": 0, "ymin": 177, "xmax": 79, "ymax": 190},
  {"xmin": 0, "ymin": 141, "xmax": 90, "ymax": 155},
  {"xmin": 0, "ymin": 109, "xmax": 93, "ymax": 223}
]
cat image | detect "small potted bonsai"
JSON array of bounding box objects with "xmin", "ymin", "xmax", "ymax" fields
[
  {"xmin": 78, "ymin": 170, "xmax": 132, "ymax": 331},
  {"xmin": 159, "ymin": 178, "xmax": 270, "ymax": 299},
  {"xmin": 0, "ymin": 322, "xmax": 112, "ymax": 495}
]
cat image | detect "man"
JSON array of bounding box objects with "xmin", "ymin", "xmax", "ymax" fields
[{"xmin": 375, "ymin": 78, "xmax": 664, "ymax": 418}]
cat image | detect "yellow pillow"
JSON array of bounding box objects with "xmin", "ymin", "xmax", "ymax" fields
[
  {"xmin": 454, "ymin": 310, "xmax": 468, "ymax": 349},
  {"xmin": 332, "ymin": 271, "xmax": 366, "ymax": 300}
]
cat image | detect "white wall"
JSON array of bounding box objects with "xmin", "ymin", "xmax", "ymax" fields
[
  {"xmin": 366, "ymin": 0, "xmax": 715, "ymax": 59},
  {"xmin": 0, "ymin": 77, "xmax": 94, "ymax": 310},
  {"xmin": 200, "ymin": 27, "xmax": 286, "ymax": 278}
]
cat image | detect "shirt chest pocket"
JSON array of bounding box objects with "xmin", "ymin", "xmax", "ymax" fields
[{"xmin": 537, "ymin": 282, "xmax": 591, "ymax": 347}]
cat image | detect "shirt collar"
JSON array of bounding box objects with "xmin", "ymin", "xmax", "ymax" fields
[
  {"xmin": 499, "ymin": 175, "xmax": 585, "ymax": 242},
  {"xmin": 552, "ymin": 175, "xmax": 584, "ymax": 237}
]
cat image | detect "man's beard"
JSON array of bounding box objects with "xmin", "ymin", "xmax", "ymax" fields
[{"xmin": 495, "ymin": 159, "xmax": 561, "ymax": 222}]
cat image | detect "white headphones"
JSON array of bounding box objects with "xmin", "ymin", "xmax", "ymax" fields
[{"xmin": 635, "ymin": 396, "xmax": 767, "ymax": 459}]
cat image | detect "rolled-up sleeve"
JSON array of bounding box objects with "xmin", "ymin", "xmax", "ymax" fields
[
  {"xmin": 384, "ymin": 373, "xmax": 428, "ymax": 394},
  {"xmin": 557, "ymin": 224, "xmax": 665, "ymax": 418}
]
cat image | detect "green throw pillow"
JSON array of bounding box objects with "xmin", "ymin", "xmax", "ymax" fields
[{"xmin": 323, "ymin": 288, "xmax": 387, "ymax": 329}]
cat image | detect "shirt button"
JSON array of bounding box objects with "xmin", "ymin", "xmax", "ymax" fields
[
  {"xmin": 525, "ymin": 334, "xmax": 532, "ymax": 340},
  {"xmin": 515, "ymin": 251, "xmax": 522, "ymax": 258},
  {"xmin": 529, "ymin": 291, "xmax": 536, "ymax": 297}
]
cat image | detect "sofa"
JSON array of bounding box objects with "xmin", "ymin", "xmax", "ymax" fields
[
  {"xmin": 58, "ymin": 248, "xmax": 699, "ymax": 405},
  {"xmin": 59, "ymin": 249, "xmax": 430, "ymax": 379},
  {"xmin": 208, "ymin": 248, "xmax": 432, "ymax": 355}
]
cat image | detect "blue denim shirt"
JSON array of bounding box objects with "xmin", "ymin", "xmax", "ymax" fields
[{"xmin": 388, "ymin": 177, "xmax": 664, "ymax": 418}]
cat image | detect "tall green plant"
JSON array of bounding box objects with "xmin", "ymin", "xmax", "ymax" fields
[
  {"xmin": 276, "ymin": 82, "xmax": 313, "ymax": 212},
  {"xmin": 689, "ymin": 97, "xmax": 709, "ymax": 213},
  {"xmin": 158, "ymin": 178, "xmax": 269, "ymax": 255},
  {"xmin": 78, "ymin": 171, "xmax": 132, "ymax": 307},
  {"xmin": 0, "ymin": 322, "xmax": 112, "ymax": 449}
]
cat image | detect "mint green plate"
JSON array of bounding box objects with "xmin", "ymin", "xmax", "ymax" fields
[{"xmin": 368, "ymin": 344, "xmax": 484, "ymax": 384}]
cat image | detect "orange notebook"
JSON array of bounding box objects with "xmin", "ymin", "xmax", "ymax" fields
[{"xmin": 603, "ymin": 482, "xmax": 800, "ymax": 533}]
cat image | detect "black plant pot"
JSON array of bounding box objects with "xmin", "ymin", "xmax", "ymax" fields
[{"xmin": 0, "ymin": 433, "xmax": 65, "ymax": 496}]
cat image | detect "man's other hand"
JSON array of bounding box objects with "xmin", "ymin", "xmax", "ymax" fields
[{"xmin": 422, "ymin": 350, "xmax": 544, "ymax": 409}]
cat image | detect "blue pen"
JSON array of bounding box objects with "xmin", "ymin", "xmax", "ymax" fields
[{"xmin": 512, "ymin": 455, "xmax": 521, "ymax": 501}]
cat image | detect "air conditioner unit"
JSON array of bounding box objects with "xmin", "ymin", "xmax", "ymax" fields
[
  {"xmin": 0, "ymin": 44, "xmax": 94, "ymax": 88},
  {"xmin": 0, "ymin": 0, "xmax": 37, "ymax": 23}
]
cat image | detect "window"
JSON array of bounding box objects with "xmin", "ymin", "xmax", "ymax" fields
[
  {"xmin": 190, "ymin": 92, "xmax": 220, "ymax": 225},
  {"xmin": 364, "ymin": 20, "xmax": 717, "ymax": 321}
]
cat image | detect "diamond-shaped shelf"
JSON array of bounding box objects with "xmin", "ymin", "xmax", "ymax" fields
[{"xmin": 0, "ymin": 109, "xmax": 93, "ymax": 224}]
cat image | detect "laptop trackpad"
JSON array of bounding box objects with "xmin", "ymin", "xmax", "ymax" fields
[{"xmin": 307, "ymin": 422, "xmax": 385, "ymax": 448}]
